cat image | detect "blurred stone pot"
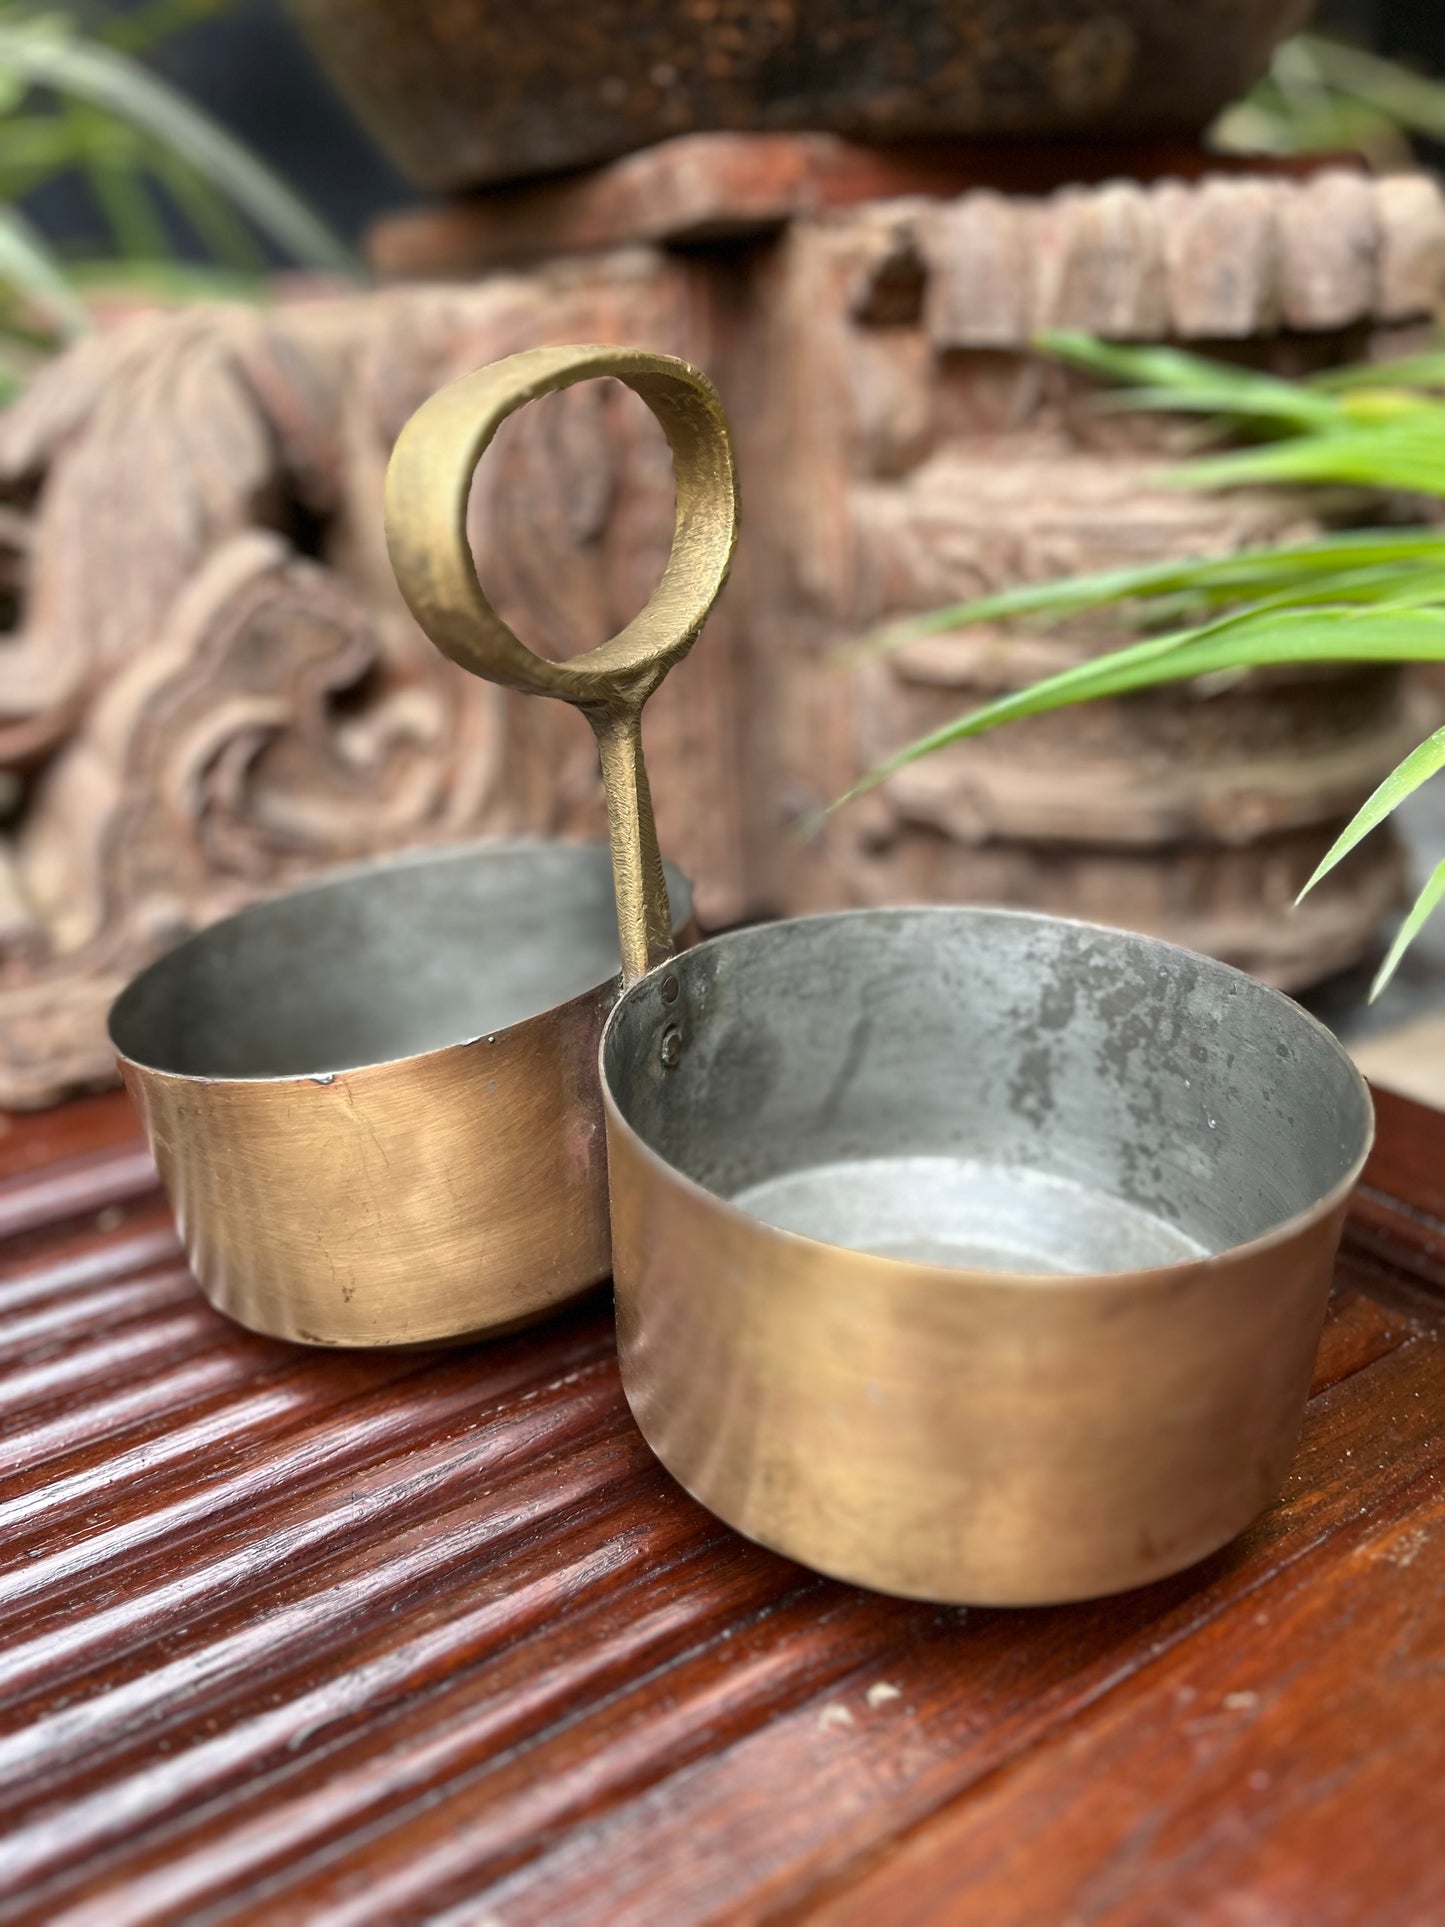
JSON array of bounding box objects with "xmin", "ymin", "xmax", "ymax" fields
[{"xmin": 289, "ymin": 0, "xmax": 1313, "ymax": 191}]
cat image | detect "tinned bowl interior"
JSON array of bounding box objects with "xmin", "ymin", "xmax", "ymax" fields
[
  {"xmin": 112, "ymin": 840, "xmax": 694, "ymax": 1080},
  {"xmin": 603, "ymin": 907, "xmax": 1370, "ymax": 1272}
]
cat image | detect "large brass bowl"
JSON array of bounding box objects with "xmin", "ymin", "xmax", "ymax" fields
[{"xmin": 601, "ymin": 907, "xmax": 1373, "ymax": 1605}]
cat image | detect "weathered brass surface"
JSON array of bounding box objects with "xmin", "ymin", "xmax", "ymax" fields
[
  {"xmin": 122, "ymin": 920, "xmax": 613, "ymax": 1347},
  {"xmin": 384, "ymin": 343, "xmax": 738, "ymax": 987},
  {"xmin": 111, "ymin": 841, "xmax": 695, "ymax": 1347},
  {"xmin": 601, "ymin": 908, "xmax": 1374, "ymax": 1605},
  {"xmin": 110, "ymin": 345, "xmax": 733, "ymax": 1345},
  {"xmin": 607, "ymin": 1121, "xmax": 1355, "ymax": 1605}
]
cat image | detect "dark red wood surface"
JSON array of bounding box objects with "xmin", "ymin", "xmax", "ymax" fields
[{"xmin": 0, "ymin": 1084, "xmax": 1440, "ymax": 1925}]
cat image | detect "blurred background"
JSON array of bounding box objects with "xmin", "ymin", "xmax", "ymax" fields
[
  {"xmin": 16, "ymin": 0, "xmax": 1445, "ymax": 249},
  {"xmin": 8, "ymin": 0, "xmax": 1445, "ymax": 1106}
]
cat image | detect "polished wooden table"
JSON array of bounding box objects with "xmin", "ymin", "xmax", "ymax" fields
[{"xmin": 0, "ymin": 1085, "xmax": 1441, "ymax": 1925}]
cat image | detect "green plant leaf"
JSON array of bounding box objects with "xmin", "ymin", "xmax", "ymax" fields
[
  {"xmin": 1038, "ymin": 329, "xmax": 1343, "ymax": 428},
  {"xmin": 1211, "ymin": 32, "xmax": 1445, "ymax": 166},
  {"xmin": 1168, "ymin": 421, "xmax": 1445, "ymax": 498},
  {"xmin": 150, "ymin": 145, "xmax": 266, "ymax": 273},
  {"xmin": 1372, "ymin": 859, "xmax": 1445, "ymax": 1000},
  {"xmin": 1298, "ymin": 724, "xmax": 1445, "ymax": 901},
  {"xmin": 855, "ymin": 530, "xmax": 1445, "ymax": 657},
  {"xmin": 70, "ymin": 102, "xmax": 170, "ymax": 260},
  {"xmin": 100, "ymin": 0, "xmax": 235, "ymax": 57},
  {"xmin": 836, "ymin": 321, "xmax": 1445, "ymax": 995},
  {"xmin": 0, "ymin": 107, "xmax": 84, "ymax": 192},
  {"xmin": 1039, "ymin": 329, "xmax": 1445, "ymax": 496},
  {"xmin": 0, "ymin": 201, "xmax": 88, "ymax": 339},
  {"xmin": 841, "ymin": 606, "xmax": 1445, "ymax": 805},
  {"xmin": 0, "ymin": 15, "xmax": 359, "ymax": 275},
  {"xmin": 1314, "ymin": 352, "xmax": 1445, "ymax": 394},
  {"xmin": 1299, "ymin": 32, "xmax": 1445, "ymax": 142}
]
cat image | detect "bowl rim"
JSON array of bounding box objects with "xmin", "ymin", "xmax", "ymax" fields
[
  {"xmin": 110, "ymin": 836, "xmax": 694, "ymax": 1086},
  {"xmin": 599, "ymin": 902, "xmax": 1376, "ymax": 1292}
]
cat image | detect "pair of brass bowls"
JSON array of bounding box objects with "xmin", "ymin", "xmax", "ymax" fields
[{"xmin": 112, "ymin": 345, "xmax": 1373, "ymax": 1607}]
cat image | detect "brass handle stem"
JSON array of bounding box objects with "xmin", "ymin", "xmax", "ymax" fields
[
  {"xmin": 383, "ymin": 344, "xmax": 738, "ymax": 987},
  {"xmin": 588, "ymin": 705, "xmax": 673, "ymax": 984}
]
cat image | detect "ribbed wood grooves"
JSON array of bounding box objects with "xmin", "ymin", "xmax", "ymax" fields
[{"xmin": 0, "ymin": 1085, "xmax": 1441, "ymax": 1925}]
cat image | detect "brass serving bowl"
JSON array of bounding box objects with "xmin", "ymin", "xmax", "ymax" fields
[
  {"xmin": 600, "ymin": 907, "xmax": 1372, "ymax": 1604},
  {"xmin": 110, "ymin": 840, "xmax": 693, "ymax": 1347},
  {"xmin": 110, "ymin": 343, "xmax": 737, "ymax": 1347}
]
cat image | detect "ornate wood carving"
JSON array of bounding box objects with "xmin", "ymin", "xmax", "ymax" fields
[{"xmin": 2, "ymin": 157, "xmax": 1441, "ymax": 1102}]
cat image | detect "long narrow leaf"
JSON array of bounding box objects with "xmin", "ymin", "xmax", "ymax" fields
[
  {"xmin": 842, "ymin": 320, "xmax": 1445, "ymax": 998},
  {"xmin": 843, "ymin": 607, "xmax": 1445, "ymax": 804},
  {"xmin": 1169, "ymin": 425, "xmax": 1445, "ymax": 498},
  {"xmin": 1369, "ymin": 568, "xmax": 1445, "ymax": 610},
  {"xmin": 1095, "ymin": 384, "xmax": 1343, "ymax": 433},
  {"xmin": 0, "ymin": 203, "xmax": 87, "ymax": 339},
  {"xmin": 858, "ymin": 530, "xmax": 1445, "ymax": 657},
  {"xmin": 1038, "ymin": 329, "xmax": 1342, "ymax": 427},
  {"xmin": 1300, "ymin": 33, "xmax": 1445, "ymax": 143},
  {"xmin": 1372, "ymin": 860, "xmax": 1445, "ymax": 1000},
  {"xmin": 0, "ymin": 108, "xmax": 85, "ymax": 190},
  {"xmin": 101, "ymin": 0, "xmax": 234, "ymax": 57},
  {"xmin": 1314, "ymin": 352, "xmax": 1445, "ymax": 394},
  {"xmin": 151, "ymin": 146, "xmax": 266, "ymax": 273},
  {"xmin": 0, "ymin": 18, "xmax": 359, "ymax": 275},
  {"xmin": 72, "ymin": 104, "xmax": 168, "ymax": 260},
  {"xmin": 1298, "ymin": 724, "xmax": 1445, "ymax": 900}
]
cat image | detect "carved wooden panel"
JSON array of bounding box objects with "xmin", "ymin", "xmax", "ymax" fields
[{"xmin": 3, "ymin": 159, "xmax": 1442, "ymax": 1102}]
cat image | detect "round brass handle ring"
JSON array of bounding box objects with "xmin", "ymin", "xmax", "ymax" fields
[{"xmin": 383, "ymin": 343, "xmax": 739, "ymax": 715}]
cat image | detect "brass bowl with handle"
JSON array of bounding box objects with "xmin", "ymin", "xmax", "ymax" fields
[
  {"xmin": 364, "ymin": 340, "xmax": 1371, "ymax": 1603},
  {"xmin": 109, "ymin": 346, "xmax": 736, "ymax": 1347}
]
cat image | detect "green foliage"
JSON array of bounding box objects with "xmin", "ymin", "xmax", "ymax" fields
[
  {"xmin": 0, "ymin": 2, "xmax": 358, "ymax": 392},
  {"xmin": 847, "ymin": 334, "xmax": 1445, "ymax": 998},
  {"xmin": 1299, "ymin": 726, "xmax": 1445, "ymax": 901},
  {"xmin": 1372, "ymin": 859, "xmax": 1445, "ymax": 1000},
  {"xmin": 1213, "ymin": 32, "xmax": 1445, "ymax": 169}
]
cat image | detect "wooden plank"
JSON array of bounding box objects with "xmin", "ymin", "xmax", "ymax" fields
[
  {"xmin": 1356, "ymin": 1083, "xmax": 1445, "ymax": 1227},
  {"xmin": 404, "ymin": 1338, "xmax": 1445, "ymax": 1927},
  {"xmin": 812, "ymin": 1471, "xmax": 1445, "ymax": 1927},
  {"xmin": 0, "ymin": 1092, "xmax": 139, "ymax": 1184},
  {"xmin": 0, "ymin": 1082, "xmax": 1440, "ymax": 1925}
]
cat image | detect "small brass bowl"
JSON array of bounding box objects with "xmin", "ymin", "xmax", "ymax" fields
[
  {"xmin": 111, "ymin": 840, "xmax": 692, "ymax": 1346},
  {"xmin": 601, "ymin": 909, "xmax": 1373, "ymax": 1605},
  {"xmin": 110, "ymin": 342, "xmax": 739, "ymax": 1348}
]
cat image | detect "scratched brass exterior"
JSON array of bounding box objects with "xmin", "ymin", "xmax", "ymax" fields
[
  {"xmin": 121, "ymin": 962, "xmax": 612, "ymax": 1348},
  {"xmin": 110, "ymin": 345, "xmax": 735, "ymax": 1346},
  {"xmin": 601, "ymin": 910, "xmax": 1375, "ymax": 1606},
  {"xmin": 112, "ymin": 842, "xmax": 696, "ymax": 1346}
]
